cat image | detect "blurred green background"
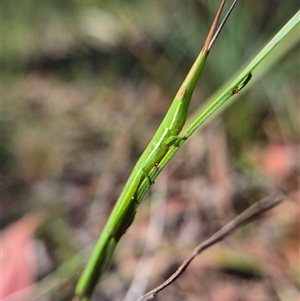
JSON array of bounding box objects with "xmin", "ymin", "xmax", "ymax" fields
[{"xmin": 2, "ymin": 1, "xmax": 299, "ymax": 301}]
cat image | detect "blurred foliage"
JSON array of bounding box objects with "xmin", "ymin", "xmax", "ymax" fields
[{"xmin": 2, "ymin": 1, "xmax": 299, "ymax": 300}]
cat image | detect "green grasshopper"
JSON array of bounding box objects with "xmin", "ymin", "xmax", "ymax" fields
[{"xmin": 75, "ymin": 1, "xmax": 241, "ymax": 300}]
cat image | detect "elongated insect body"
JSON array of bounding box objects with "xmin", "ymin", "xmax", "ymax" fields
[
  {"xmin": 75, "ymin": 0, "xmax": 243, "ymax": 298},
  {"xmin": 75, "ymin": 52, "xmax": 208, "ymax": 298}
]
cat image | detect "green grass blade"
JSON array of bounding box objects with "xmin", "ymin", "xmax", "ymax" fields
[
  {"xmin": 186, "ymin": 11, "xmax": 300, "ymax": 127},
  {"xmin": 135, "ymin": 10, "xmax": 299, "ymax": 205}
]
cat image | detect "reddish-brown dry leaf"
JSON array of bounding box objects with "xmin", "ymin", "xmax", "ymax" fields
[
  {"xmin": 1, "ymin": 211, "xmax": 44, "ymax": 301},
  {"xmin": 261, "ymin": 143, "xmax": 294, "ymax": 180}
]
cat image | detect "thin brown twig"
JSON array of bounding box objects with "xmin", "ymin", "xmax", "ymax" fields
[{"xmin": 136, "ymin": 192, "xmax": 285, "ymax": 301}]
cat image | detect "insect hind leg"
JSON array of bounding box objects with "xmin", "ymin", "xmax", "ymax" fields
[{"xmin": 141, "ymin": 166, "xmax": 154, "ymax": 185}]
